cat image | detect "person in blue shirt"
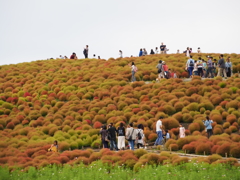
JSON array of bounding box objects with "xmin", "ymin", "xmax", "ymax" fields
[
  {"xmin": 204, "ymin": 116, "xmax": 213, "ymax": 138},
  {"xmin": 186, "ymin": 55, "xmax": 194, "ymax": 78},
  {"xmin": 139, "ymin": 49, "xmax": 143, "ymax": 57}
]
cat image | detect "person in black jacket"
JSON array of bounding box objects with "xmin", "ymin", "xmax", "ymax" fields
[
  {"xmin": 117, "ymin": 123, "xmax": 125, "ymax": 150},
  {"xmin": 107, "ymin": 123, "xmax": 118, "ymax": 151}
]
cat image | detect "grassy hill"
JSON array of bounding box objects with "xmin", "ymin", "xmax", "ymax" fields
[{"xmin": 1, "ymin": 53, "xmax": 240, "ymax": 169}]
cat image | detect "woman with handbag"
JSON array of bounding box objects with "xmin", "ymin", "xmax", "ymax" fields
[{"xmin": 126, "ymin": 123, "xmax": 137, "ymax": 150}]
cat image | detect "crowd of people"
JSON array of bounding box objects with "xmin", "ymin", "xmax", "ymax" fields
[
  {"xmin": 130, "ymin": 54, "xmax": 232, "ymax": 82},
  {"xmin": 99, "ymin": 123, "xmax": 145, "ymax": 151},
  {"xmin": 186, "ymin": 54, "xmax": 232, "ymax": 78},
  {"xmin": 48, "ymin": 115, "xmax": 213, "ymax": 152}
]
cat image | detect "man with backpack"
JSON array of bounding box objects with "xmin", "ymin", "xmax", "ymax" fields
[
  {"xmin": 83, "ymin": 45, "xmax": 89, "ymax": 59},
  {"xmin": 186, "ymin": 55, "xmax": 194, "ymax": 78},
  {"xmin": 136, "ymin": 124, "xmax": 145, "ymax": 149}
]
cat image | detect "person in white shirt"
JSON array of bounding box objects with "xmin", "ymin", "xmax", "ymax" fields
[
  {"xmin": 154, "ymin": 117, "xmax": 163, "ymax": 146},
  {"xmin": 128, "ymin": 62, "xmax": 136, "ymax": 82},
  {"xmin": 136, "ymin": 124, "xmax": 145, "ymax": 149},
  {"xmin": 93, "ymin": 54, "xmax": 96, "ymax": 59},
  {"xmin": 197, "ymin": 47, "xmax": 201, "ymax": 53},
  {"xmin": 155, "ymin": 47, "xmax": 159, "ymax": 54}
]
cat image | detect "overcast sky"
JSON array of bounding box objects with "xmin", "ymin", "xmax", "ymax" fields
[{"xmin": 0, "ymin": 0, "xmax": 240, "ymax": 66}]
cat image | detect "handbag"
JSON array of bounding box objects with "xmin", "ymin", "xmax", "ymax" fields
[{"xmin": 126, "ymin": 128, "xmax": 134, "ymax": 141}]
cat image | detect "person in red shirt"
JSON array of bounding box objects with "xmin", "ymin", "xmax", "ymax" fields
[
  {"xmin": 70, "ymin": 52, "xmax": 77, "ymax": 59},
  {"xmin": 162, "ymin": 61, "xmax": 170, "ymax": 79}
]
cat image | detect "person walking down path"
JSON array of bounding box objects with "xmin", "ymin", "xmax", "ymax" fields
[
  {"xmin": 206, "ymin": 56, "xmax": 214, "ymax": 78},
  {"xmin": 129, "ymin": 62, "xmax": 137, "ymax": 82},
  {"xmin": 217, "ymin": 54, "xmax": 227, "ymax": 78},
  {"xmin": 126, "ymin": 123, "xmax": 137, "ymax": 150},
  {"xmin": 83, "ymin": 45, "xmax": 89, "ymax": 58},
  {"xmin": 193, "ymin": 60, "xmax": 198, "ymax": 76},
  {"xmin": 225, "ymin": 57, "xmax": 232, "ymax": 77},
  {"xmin": 100, "ymin": 125, "xmax": 109, "ymax": 148},
  {"xmin": 107, "ymin": 123, "xmax": 119, "ymax": 151},
  {"xmin": 154, "ymin": 117, "xmax": 163, "ymax": 146},
  {"xmin": 179, "ymin": 125, "xmax": 185, "ymax": 138},
  {"xmin": 136, "ymin": 124, "xmax": 145, "ymax": 149},
  {"xmin": 156, "ymin": 60, "xmax": 164, "ymax": 81},
  {"xmin": 186, "ymin": 55, "xmax": 194, "ymax": 78},
  {"xmin": 139, "ymin": 49, "xmax": 143, "ymax": 57},
  {"xmin": 204, "ymin": 116, "xmax": 213, "ymax": 138},
  {"xmin": 197, "ymin": 57, "xmax": 203, "ymax": 77},
  {"xmin": 117, "ymin": 123, "xmax": 125, "ymax": 150},
  {"xmin": 119, "ymin": 50, "xmax": 123, "ymax": 58}
]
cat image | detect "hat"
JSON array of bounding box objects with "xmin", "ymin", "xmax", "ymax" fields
[{"xmin": 162, "ymin": 61, "xmax": 165, "ymax": 64}]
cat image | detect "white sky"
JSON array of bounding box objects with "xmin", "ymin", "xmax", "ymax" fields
[{"xmin": 0, "ymin": 0, "xmax": 240, "ymax": 65}]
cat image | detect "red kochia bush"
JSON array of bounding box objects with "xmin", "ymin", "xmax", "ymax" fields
[
  {"xmin": 216, "ymin": 143, "xmax": 231, "ymax": 156},
  {"xmin": 226, "ymin": 114, "xmax": 237, "ymax": 124},
  {"xmin": 182, "ymin": 144, "xmax": 195, "ymax": 153},
  {"xmin": 195, "ymin": 143, "xmax": 211, "ymax": 155}
]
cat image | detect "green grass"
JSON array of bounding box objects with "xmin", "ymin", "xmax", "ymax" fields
[{"xmin": 1, "ymin": 161, "xmax": 240, "ymax": 180}]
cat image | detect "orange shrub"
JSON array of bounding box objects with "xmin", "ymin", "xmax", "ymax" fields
[
  {"xmin": 195, "ymin": 143, "xmax": 211, "ymax": 155},
  {"xmin": 230, "ymin": 146, "xmax": 240, "ymax": 158},
  {"xmin": 169, "ymin": 144, "xmax": 179, "ymax": 151},
  {"xmin": 211, "ymin": 114, "xmax": 223, "ymax": 124},
  {"xmin": 148, "ymin": 133, "xmax": 157, "ymax": 142},
  {"xmin": 226, "ymin": 115, "xmax": 237, "ymax": 124},
  {"xmin": 182, "ymin": 144, "xmax": 195, "ymax": 153},
  {"xmin": 188, "ymin": 123, "xmax": 200, "ymax": 133},
  {"xmin": 229, "ymin": 125, "xmax": 238, "ymax": 132},
  {"xmin": 216, "ymin": 143, "xmax": 231, "ymax": 156}
]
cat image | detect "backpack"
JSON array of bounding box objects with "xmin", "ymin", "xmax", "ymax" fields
[
  {"xmin": 134, "ymin": 66, "xmax": 138, "ymax": 72},
  {"xmin": 83, "ymin": 49, "xmax": 87, "ymax": 55},
  {"xmin": 189, "ymin": 60, "xmax": 194, "ymax": 67},
  {"xmin": 137, "ymin": 130, "xmax": 142, "ymax": 140}
]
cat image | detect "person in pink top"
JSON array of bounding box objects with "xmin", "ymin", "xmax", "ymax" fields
[
  {"xmin": 179, "ymin": 124, "xmax": 185, "ymax": 138},
  {"xmin": 162, "ymin": 61, "xmax": 169, "ymax": 79}
]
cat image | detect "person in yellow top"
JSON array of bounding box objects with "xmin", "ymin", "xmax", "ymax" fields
[{"xmin": 48, "ymin": 140, "xmax": 58, "ymax": 152}]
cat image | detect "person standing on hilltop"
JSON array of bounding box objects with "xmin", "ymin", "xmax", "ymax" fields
[
  {"xmin": 160, "ymin": 43, "xmax": 166, "ymax": 54},
  {"xmin": 119, "ymin": 50, "xmax": 123, "ymax": 58},
  {"xmin": 197, "ymin": 47, "xmax": 201, "ymax": 53},
  {"xmin": 217, "ymin": 54, "xmax": 227, "ymax": 78},
  {"xmin": 155, "ymin": 47, "xmax": 159, "ymax": 54},
  {"xmin": 185, "ymin": 47, "xmax": 190, "ymax": 57},
  {"xmin": 186, "ymin": 55, "xmax": 194, "ymax": 78},
  {"xmin": 139, "ymin": 49, "xmax": 143, "ymax": 57},
  {"xmin": 83, "ymin": 45, "xmax": 89, "ymax": 58},
  {"xmin": 143, "ymin": 48, "xmax": 148, "ymax": 56}
]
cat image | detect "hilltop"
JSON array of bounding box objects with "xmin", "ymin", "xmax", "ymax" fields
[{"xmin": 1, "ymin": 53, "xmax": 240, "ymax": 169}]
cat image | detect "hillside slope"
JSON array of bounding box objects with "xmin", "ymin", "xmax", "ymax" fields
[{"xmin": 1, "ymin": 53, "xmax": 240, "ymax": 168}]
